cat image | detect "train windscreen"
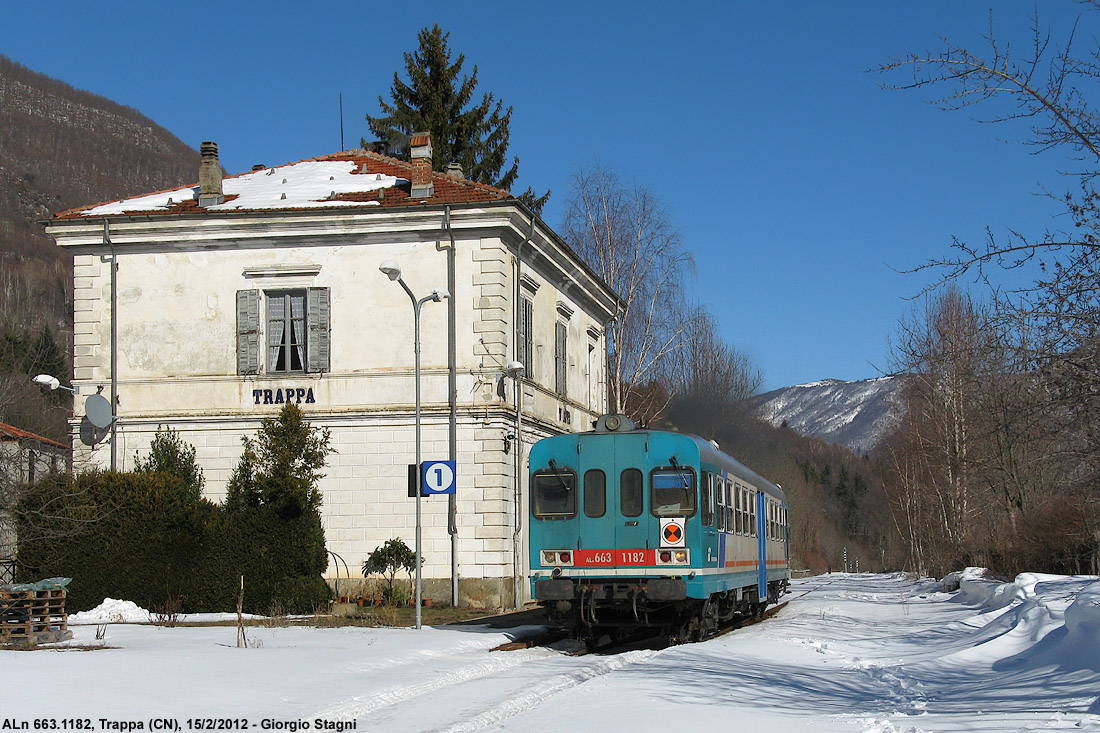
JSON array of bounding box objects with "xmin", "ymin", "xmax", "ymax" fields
[
  {"xmin": 532, "ymin": 470, "xmax": 577, "ymax": 518},
  {"xmin": 651, "ymin": 469, "xmax": 696, "ymax": 517}
]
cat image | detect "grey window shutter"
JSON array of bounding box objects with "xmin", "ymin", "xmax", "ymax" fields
[
  {"xmin": 555, "ymin": 321, "xmax": 568, "ymax": 395},
  {"xmin": 307, "ymin": 287, "xmax": 331, "ymax": 373},
  {"xmin": 524, "ymin": 299, "xmax": 534, "ymax": 371},
  {"xmin": 517, "ymin": 298, "xmax": 532, "ymax": 373},
  {"xmin": 236, "ymin": 289, "xmax": 260, "ymax": 374}
]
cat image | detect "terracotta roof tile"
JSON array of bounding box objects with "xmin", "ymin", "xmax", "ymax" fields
[{"xmin": 0, "ymin": 422, "xmax": 68, "ymax": 450}]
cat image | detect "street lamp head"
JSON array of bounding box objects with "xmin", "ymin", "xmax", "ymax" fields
[
  {"xmin": 430, "ymin": 289, "xmax": 450, "ymax": 302},
  {"xmin": 33, "ymin": 374, "xmax": 61, "ymax": 391},
  {"xmin": 503, "ymin": 360, "xmax": 525, "ymax": 379},
  {"xmin": 378, "ymin": 260, "xmax": 402, "ymax": 281}
]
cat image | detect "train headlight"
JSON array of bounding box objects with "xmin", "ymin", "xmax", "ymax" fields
[
  {"xmin": 656, "ymin": 549, "xmax": 689, "ymax": 565},
  {"xmin": 540, "ymin": 550, "xmax": 573, "ymax": 567}
]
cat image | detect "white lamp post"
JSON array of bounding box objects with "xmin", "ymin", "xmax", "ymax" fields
[
  {"xmin": 502, "ymin": 360, "xmax": 525, "ymax": 609},
  {"xmin": 32, "ymin": 374, "xmax": 78, "ymax": 394},
  {"xmin": 379, "ymin": 259, "xmax": 449, "ymax": 630}
]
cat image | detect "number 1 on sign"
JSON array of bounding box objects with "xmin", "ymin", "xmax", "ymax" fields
[{"xmin": 421, "ymin": 460, "xmax": 456, "ymax": 494}]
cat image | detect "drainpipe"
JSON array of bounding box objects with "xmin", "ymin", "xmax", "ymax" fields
[
  {"xmin": 513, "ymin": 215, "xmax": 536, "ymax": 609},
  {"xmin": 103, "ymin": 219, "xmax": 117, "ymax": 471},
  {"xmin": 444, "ymin": 206, "xmax": 458, "ymax": 608}
]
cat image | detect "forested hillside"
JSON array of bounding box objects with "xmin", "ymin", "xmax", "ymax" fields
[{"xmin": 0, "ymin": 55, "xmax": 198, "ymax": 439}]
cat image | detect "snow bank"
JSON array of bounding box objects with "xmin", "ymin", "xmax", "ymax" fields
[
  {"xmin": 69, "ymin": 598, "xmax": 151, "ymax": 624},
  {"xmin": 1065, "ymin": 580, "xmax": 1100, "ymax": 639}
]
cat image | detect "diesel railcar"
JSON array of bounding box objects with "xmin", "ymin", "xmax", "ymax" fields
[{"xmin": 528, "ymin": 414, "xmax": 789, "ymax": 644}]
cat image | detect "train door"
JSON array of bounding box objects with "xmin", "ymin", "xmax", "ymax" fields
[
  {"xmin": 613, "ymin": 432, "xmax": 650, "ymax": 552},
  {"xmin": 702, "ymin": 470, "xmax": 718, "ymax": 568},
  {"xmin": 757, "ymin": 490, "xmax": 767, "ymax": 600}
]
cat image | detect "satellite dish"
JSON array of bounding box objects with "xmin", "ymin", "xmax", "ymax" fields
[
  {"xmin": 78, "ymin": 416, "xmax": 109, "ymax": 447},
  {"xmin": 84, "ymin": 394, "xmax": 114, "ymax": 429}
]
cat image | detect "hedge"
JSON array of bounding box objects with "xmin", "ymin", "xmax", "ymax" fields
[{"xmin": 15, "ymin": 470, "xmax": 331, "ymax": 614}]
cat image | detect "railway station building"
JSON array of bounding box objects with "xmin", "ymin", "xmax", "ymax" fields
[{"xmin": 45, "ymin": 137, "xmax": 621, "ymax": 607}]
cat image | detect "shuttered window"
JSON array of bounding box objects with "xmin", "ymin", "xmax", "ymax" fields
[
  {"xmin": 554, "ymin": 321, "xmax": 567, "ymax": 396},
  {"xmin": 517, "ymin": 297, "xmax": 533, "ymax": 378},
  {"xmin": 236, "ymin": 288, "xmax": 329, "ymax": 375},
  {"xmin": 236, "ymin": 290, "xmax": 260, "ymax": 374},
  {"xmin": 307, "ymin": 287, "xmax": 331, "ymax": 372}
]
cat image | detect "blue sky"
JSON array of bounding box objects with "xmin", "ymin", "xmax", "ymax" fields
[{"xmin": 2, "ymin": 1, "xmax": 1086, "ymax": 390}]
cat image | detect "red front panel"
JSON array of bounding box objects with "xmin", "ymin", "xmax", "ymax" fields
[{"xmin": 573, "ymin": 549, "xmax": 656, "ymax": 567}]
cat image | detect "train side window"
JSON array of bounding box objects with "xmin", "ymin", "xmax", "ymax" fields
[
  {"xmin": 701, "ymin": 471, "xmax": 713, "ymax": 526},
  {"xmin": 749, "ymin": 490, "xmax": 757, "ymax": 537},
  {"xmin": 620, "ymin": 469, "xmax": 643, "ymax": 517},
  {"xmin": 734, "ymin": 483, "xmax": 743, "ymax": 535},
  {"xmin": 584, "ymin": 469, "xmax": 606, "ymax": 518},
  {"xmin": 651, "ymin": 468, "xmax": 697, "ymax": 517},
  {"xmin": 532, "ymin": 470, "xmax": 577, "ymax": 519},
  {"xmin": 712, "ymin": 477, "xmax": 721, "ymax": 528},
  {"xmin": 725, "ymin": 482, "xmax": 733, "ymax": 532},
  {"xmin": 745, "ymin": 487, "xmax": 752, "ymax": 536}
]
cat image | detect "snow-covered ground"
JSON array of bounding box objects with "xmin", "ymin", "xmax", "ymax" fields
[{"xmin": 3, "ymin": 572, "xmax": 1098, "ymax": 732}]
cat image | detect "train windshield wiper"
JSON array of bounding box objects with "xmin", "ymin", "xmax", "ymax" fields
[{"xmin": 669, "ymin": 456, "xmax": 690, "ymax": 488}]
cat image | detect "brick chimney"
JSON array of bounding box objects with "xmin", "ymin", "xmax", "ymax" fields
[
  {"xmin": 198, "ymin": 141, "xmax": 224, "ymax": 207},
  {"xmin": 409, "ymin": 132, "xmax": 433, "ymax": 198}
]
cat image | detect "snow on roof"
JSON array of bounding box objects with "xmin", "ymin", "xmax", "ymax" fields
[
  {"xmin": 80, "ymin": 160, "xmax": 398, "ymax": 216},
  {"xmin": 55, "ymin": 149, "xmax": 515, "ymax": 220}
]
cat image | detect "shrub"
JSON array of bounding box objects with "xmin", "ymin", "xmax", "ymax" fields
[{"xmin": 362, "ymin": 538, "xmax": 419, "ymax": 606}]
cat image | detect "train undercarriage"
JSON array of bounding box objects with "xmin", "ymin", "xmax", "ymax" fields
[{"xmin": 536, "ymin": 577, "xmax": 789, "ymax": 647}]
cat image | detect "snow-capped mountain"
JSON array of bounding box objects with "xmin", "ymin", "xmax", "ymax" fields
[{"xmin": 753, "ymin": 376, "xmax": 903, "ymax": 455}]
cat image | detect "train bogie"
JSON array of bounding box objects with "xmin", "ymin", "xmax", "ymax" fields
[{"xmin": 528, "ymin": 414, "xmax": 790, "ymax": 644}]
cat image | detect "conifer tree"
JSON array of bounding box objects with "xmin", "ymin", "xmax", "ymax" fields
[
  {"xmin": 133, "ymin": 426, "xmax": 205, "ymax": 502},
  {"xmin": 365, "ymin": 24, "xmax": 549, "ymax": 212}
]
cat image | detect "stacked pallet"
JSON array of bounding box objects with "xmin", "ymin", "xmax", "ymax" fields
[{"xmin": 0, "ymin": 586, "xmax": 72, "ymax": 644}]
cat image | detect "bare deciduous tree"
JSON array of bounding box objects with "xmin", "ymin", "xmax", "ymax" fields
[
  {"xmin": 562, "ymin": 164, "xmax": 694, "ymax": 424},
  {"xmin": 879, "ymin": 3, "xmax": 1100, "ymax": 573},
  {"xmin": 664, "ymin": 309, "xmax": 762, "ymax": 437}
]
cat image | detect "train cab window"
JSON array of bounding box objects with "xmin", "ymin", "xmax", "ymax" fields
[
  {"xmin": 620, "ymin": 469, "xmax": 643, "ymax": 517},
  {"xmin": 650, "ymin": 468, "xmax": 697, "ymax": 517},
  {"xmin": 584, "ymin": 469, "xmax": 606, "ymax": 518},
  {"xmin": 532, "ymin": 470, "xmax": 577, "ymax": 519}
]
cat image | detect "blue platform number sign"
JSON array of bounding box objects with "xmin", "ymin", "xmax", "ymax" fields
[{"xmin": 421, "ymin": 460, "xmax": 457, "ymax": 495}]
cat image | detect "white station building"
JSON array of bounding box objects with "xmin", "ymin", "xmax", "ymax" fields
[{"xmin": 45, "ymin": 137, "xmax": 621, "ymax": 607}]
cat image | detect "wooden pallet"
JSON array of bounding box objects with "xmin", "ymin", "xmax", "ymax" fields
[{"xmin": 0, "ymin": 587, "xmax": 72, "ymax": 644}]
